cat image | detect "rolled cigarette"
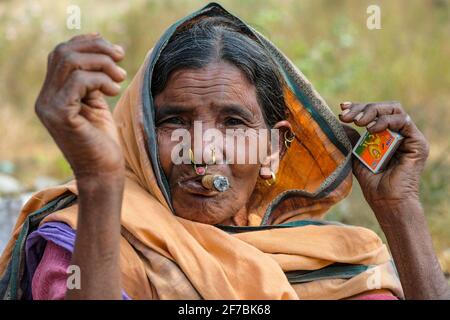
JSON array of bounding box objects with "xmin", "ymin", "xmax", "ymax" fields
[{"xmin": 201, "ymin": 174, "xmax": 230, "ymax": 192}]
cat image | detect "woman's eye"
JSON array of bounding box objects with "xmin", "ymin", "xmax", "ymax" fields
[
  {"xmin": 159, "ymin": 117, "xmax": 185, "ymax": 125},
  {"xmin": 225, "ymin": 118, "xmax": 245, "ymax": 126}
]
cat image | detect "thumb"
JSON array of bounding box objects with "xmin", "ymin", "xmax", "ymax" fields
[
  {"xmin": 341, "ymin": 123, "xmax": 373, "ymax": 182},
  {"xmin": 342, "ymin": 124, "xmax": 360, "ymax": 147}
]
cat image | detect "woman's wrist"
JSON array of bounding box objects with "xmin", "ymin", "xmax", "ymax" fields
[
  {"xmin": 76, "ymin": 171, "xmax": 125, "ymax": 207},
  {"xmin": 75, "ymin": 172, "xmax": 124, "ymax": 247},
  {"xmin": 371, "ymin": 198, "xmax": 428, "ymax": 250},
  {"xmin": 369, "ymin": 197, "xmax": 450, "ymax": 299},
  {"xmin": 76, "ymin": 166, "xmax": 125, "ymax": 187},
  {"xmin": 368, "ymin": 197, "xmax": 423, "ymax": 229},
  {"xmin": 76, "ymin": 172, "xmax": 124, "ymax": 240}
]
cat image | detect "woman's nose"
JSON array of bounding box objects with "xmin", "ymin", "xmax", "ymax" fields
[
  {"xmin": 189, "ymin": 121, "xmax": 223, "ymax": 165},
  {"xmin": 190, "ymin": 140, "xmax": 222, "ymax": 165}
]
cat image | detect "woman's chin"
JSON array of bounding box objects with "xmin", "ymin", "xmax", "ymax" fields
[
  {"xmin": 170, "ymin": 182, "xmax": 246, "ymax": 225},
  {"xmin": 172, "ymin": 197, "xmax": 235, "ymax": 225},
  {"xmin": 174, "ymin": 211, "xmax": 230, "ymax": 225}
]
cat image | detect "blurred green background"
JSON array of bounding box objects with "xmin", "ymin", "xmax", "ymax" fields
[{"xmin": 0, "ymin": 0, "xmax": 449, "ymax": 273}]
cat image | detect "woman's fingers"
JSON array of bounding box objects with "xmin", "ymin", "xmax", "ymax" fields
[
  {"xmin": 63, "ymin": 70, "xmax": 121, "ymax": 99},
  {"xmin": 360, "ymin": 103, "xmax": 403, "ymax": 126},
  {"xmin": 46, "ymin": 34, "xmax": 126, "ymax": 87},
  {"xmin": 338, "ymin": 101, "xmax": 416, "ymax": 134},
  {"xmin": 341, "ymin": 124, "xmax": 361, "ymax": 147},
  {"xmin": 365, "ymin": 113, "xmax": 409, "ymax": 133},
  {"xmin": 50, "ymin": 34, "xmax": 125, "ymax": 64},
  {"xmin": 37, "ymin": 34, "xmax": 126, "ymax": 124},
  {"xmin": 69, "ymin": 37, "xmax": 125, "ymax": 62},
  {"xmin": 39, "ymin": 71, "xmax": 119, "ymax": 126},
  {"xmin": 57, "ymin": 52, "xmax": 127, "ymax": 83},
  {"xmin": 339, "ymin": 101, "xmax": 404, "ymax": 125},
  {"xmin": 338, "ymin": 101, "xmax": 428, "ymax": 158},
  {"xmin": 39, "ymin": 70, "xmax": 119, "ymax": 119}
]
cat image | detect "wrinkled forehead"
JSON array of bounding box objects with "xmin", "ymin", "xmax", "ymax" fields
[{"xmin": 153, "ymin": 62, "xmax": 262, "ymax": 118}]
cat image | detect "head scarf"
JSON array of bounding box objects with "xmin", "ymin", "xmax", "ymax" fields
[{"xmin": 0, "ymin": 2, "xmax": 403, "ymax": 300}]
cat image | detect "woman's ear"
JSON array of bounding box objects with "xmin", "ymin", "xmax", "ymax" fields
[
  {"xmin": 259, "ymin": 120, "xmax": 293, "ymax": 181},
  {"xmin": 272, "ymin": 120, "xmax": 293, "ymax": 160}
]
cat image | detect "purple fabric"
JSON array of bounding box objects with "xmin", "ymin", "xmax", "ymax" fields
[{"xmin": 25, "ymin": 221, "xmax": 131, "ymax": 300}]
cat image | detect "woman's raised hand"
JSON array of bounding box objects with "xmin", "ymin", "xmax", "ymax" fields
[
  {"xmin": 339, "ymin": 101, "xmax": 429, "ymax": 210},
  {"xmin": 340, "ymin": 102, "xmax": 450, "ymax": 300},
  {"xmin": 35, "ymin": 33, "xmax": 127, "ymax": 179}
]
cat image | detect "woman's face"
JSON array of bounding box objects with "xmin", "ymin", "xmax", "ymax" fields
[{"xmin": 154, "ymin": 62, "xmax": 289, "ymax": 225}]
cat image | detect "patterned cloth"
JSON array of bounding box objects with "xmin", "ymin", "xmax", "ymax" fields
[{"xmin": 26, "ymin": 222, "xmax": 130, "ymax": 300}]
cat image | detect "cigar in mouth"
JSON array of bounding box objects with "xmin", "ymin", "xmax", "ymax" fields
[{"xmin": 201, "ymin": 174, "xmax": 230, "ymax": 192}]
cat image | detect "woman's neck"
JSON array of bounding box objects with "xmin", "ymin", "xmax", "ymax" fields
[{"xmin": 218, "ymin": 206, "xmax": 249, "ymax": 226}]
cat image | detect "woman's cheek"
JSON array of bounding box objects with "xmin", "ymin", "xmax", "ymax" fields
[
  {"xmin": 157, "ymin": 129, "xmax": 177, "ymax": 175},
  {"xmin": 230, "ymin": 164, "xmax": 260, "ymax": 194}
]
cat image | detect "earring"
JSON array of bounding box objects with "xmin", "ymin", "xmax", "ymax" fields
[
  {"xmin": 284, "ymin": 130, "xmax": 295, "ymax": 149},
  {"xmin": 265, "ymin": 171, "xmax": 276, "ymax": 186},
  {"xmin": 260, "ymin": 168, "xmax": 276, "ymax": 186}
]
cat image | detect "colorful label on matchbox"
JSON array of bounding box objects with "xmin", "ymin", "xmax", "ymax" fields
[{"xmin": 353, "ymin": 129, "xmax": 403, "ymax": 173}]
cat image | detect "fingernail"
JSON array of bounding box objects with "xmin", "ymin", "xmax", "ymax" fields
[
  {"xmin": 114, "ymin": 45, "xmax": 125, "ymax": 55},
  {"xmin": 114, "ymin": 82, "xmax": 121, "ymax": 90},
  {"xmin": 341, "ymin": 109, "xmax": 351, "ymax": 116},
  {"xmin": 118, "ymin": 66, "xmax": 127, "ymax": 77},
  {"xmin": 367, "ymin": 120, "xmax": 376, "ymax": 129},
  {"xmin": 340, "ymin": 101, "xmax": 352, "ymax": 109},
  {"xmin": 354, "ymin": 112, "xmax": 364, "ymax": 122}
]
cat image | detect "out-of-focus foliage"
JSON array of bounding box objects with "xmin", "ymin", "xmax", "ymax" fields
[{"xmin": 0, "ymin": 0, "xmax": 449, "ymax": 264}]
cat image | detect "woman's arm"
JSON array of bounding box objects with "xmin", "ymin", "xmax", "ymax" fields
[
  {"xmin": 66, "ymin": 173, "xmax": 124, "ymax": 300},
  {"xmin": 340, "ymin": 101, "xmax": 450, "ymax": 300},
  {"xmin": 34, "ymin": 33, "xmax": 127, "ymax": 299},
  {"xmin": 373, "ymin": 198, "xmax": 450, "ymax": 299}
]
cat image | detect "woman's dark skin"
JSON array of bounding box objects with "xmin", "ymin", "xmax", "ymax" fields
[{"xmin": 35, "ymin": 34, "xmax": 450, "ymax": 300}]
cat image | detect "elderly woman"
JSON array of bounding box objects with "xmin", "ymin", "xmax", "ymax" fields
[{"xmin": 1, "ymin": 3, "xmax": 448, "ymax": 300}]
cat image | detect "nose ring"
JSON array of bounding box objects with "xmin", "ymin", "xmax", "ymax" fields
[
  {"xmin": 189, "ymin": 148, "xmax": 207, "ymax": 176},
  {"xmin": 209, "ymin": 147, "xmax": 216, "ymax": 165}
]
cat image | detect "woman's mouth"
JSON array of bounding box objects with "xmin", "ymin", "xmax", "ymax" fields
[{"xmin": 177, "ymin": 177, "xmax": 220, "ymax": 197}]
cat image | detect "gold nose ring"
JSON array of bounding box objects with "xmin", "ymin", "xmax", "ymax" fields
[
  {"xmin": 210, "ymin": 147, "xmax": 216, "ymax": 165},
  {"xmin": 189, "ymin": 148, "xmax": 195, "ymax": 164},
  {"xmin": 189, "ymin": 148, "xmax": 208, "ymax": 176}
]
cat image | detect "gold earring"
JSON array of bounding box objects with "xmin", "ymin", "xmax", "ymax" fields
[
  {"xmin": 260, "ymin": 167, "xmax": 276, "ymax": 186},
  {"xmin": 284, "ymin": 130, "xmax": 295, "ymax": 149},
  {"xmin": 265, "ymin": 171, "xmax": 276, "ymax": 186}
]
